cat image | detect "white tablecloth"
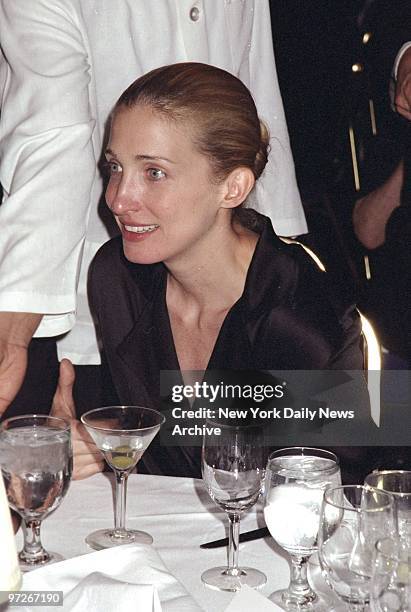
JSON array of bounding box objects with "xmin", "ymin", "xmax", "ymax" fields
[{"xmin": 14, "ymin": 474, "xmax": 334, "ymax": 611}]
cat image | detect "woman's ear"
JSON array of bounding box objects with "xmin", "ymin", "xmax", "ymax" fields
[{"xmin": 221, "ymin": 167, "xmax": 255, "ymax": 209}]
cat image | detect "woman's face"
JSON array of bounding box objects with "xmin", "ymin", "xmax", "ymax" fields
[{"xmin": 105, "ymin": 104, "xmax": 228, "ymax": 266}]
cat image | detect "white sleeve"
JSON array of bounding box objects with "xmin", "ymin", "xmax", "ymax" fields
[
  {"xmin": 393, "ymin": 42, "xmax": 411, "ymax": 78},
  {"xmin": 247, "ymin": 0, "xmax": 307, "ymax": 237},
  {"xmin": 0, "ymin": 0, "xmax": 96, "ymax": 337}
]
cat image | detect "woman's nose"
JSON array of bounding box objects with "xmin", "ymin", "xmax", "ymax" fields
[{"xmin": 106, "ymin": 178, "xmax": 141, "ymax": 216}]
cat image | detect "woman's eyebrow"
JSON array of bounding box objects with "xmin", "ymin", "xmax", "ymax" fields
[
  {"xmin": 134, "ymin": 154, "xmax": 176, "ymax": 164},
  {"xmin": 104, "ymin": 148, "xmax": 175, "ymax": 164}
]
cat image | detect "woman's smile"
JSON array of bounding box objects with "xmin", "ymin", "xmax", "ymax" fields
[{"xmin": 120, "ymin": 223, "xmax": 160, "ymax": 241}]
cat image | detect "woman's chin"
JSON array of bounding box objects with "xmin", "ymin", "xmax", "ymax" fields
[{"xmin": 122, "ymin": 244, "xmax": 163, "ymax": 266}]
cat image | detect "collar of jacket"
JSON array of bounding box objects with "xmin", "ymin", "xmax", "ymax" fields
[
  {"xmin": 115, "ymin": 209, "xmax": 300, "ymax": 378},
  {"xmin": 121, "ymin": 209, "xmax": 296, "ymax": 318}
]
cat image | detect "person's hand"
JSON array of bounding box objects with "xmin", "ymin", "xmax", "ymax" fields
[
  {"xmin": 0, "ymin": 312, "xmax": 43, "ymax": 416},
  {"xmin": 51, "ymin": 359, "xmax": 104, "ymax": 479},
  {"xmin": 353, "ymin": 162, "xmax": 403, "ymax": 249},
  {"xmin": 395, "ymin": 46, "xmax": 411, "ymax": 120}
]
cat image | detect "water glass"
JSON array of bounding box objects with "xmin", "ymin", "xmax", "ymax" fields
[
  {"xmin": 264, "ymin": 447, "xmax": 341, "ymax": 610},
  {"xmin": 0, "ymin": 415, "xmax": 72, "ymax": 571},
  {"xmin": 371, "ymin": 537, "xmax": 410, "ymax": 612},
  {"xmin": 365, "ymin": 470, "xmax": 411, "ymax": 546},
  {"xmin": 318, "ymin": 485, "xmax": 397, "ymax": 611}
]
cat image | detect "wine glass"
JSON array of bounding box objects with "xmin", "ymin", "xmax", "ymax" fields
[
  {"xmin": 318, "ymin": 485, "xmax": 397, "ymax": 611},
  {"xmin": 81, "ymin": 405, "xmax": 165, "ymax": 550},
  {"xmin": 264, "ymin": 447, "xmax": 341, "ymax": 611},
  {"xmin": 0, "ymin": 414, "xmax": 72, "ymax": 571},
  {"xmin": 365, "ymin": 470, "xmax": 411, "ymax": 546},
  {"xmin": 371, "ymin": 536, "xmax": 410, "ymax": 612},
  {"xmin": 201, "ymin": 422, "xmax": 266, "ymax": 592}
]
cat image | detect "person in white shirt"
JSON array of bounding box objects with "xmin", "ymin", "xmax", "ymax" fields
[{"xmin": 0, "ymin": 0, "xmax": 307, "ymax": 417}]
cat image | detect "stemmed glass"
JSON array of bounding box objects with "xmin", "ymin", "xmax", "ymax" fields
[
  {"xmin": 201, "ymin": 422, "xmax": 266, "ymax": 592},
  {"xmin": 0, "ymin": 415, "xmax": 72, "ymax": 571},
  {"xmin": 371, "ymin": 536, "xmax": 410, "ymax": 612},
  {"xmin": 365, "ymin": 470, "xmax": 411, "ymax": 546},
  {"xmin": 318, "ymin": 485, "xmax": 397, "ymax": 611},
  {"xmin": 81, "ymin": 405, "xmax": 165, "ymax": 550},
  {"xmin": 264, "ymin": 447, "xmax": 341, "ymax": 610}
]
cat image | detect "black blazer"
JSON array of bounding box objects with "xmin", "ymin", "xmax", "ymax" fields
[{"xmin": 89, "ymin": 210, "xmax": 365, "ymax": 476}]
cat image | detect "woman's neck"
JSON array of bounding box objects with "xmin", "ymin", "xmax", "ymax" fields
[{"xmin": 165, "ymin": 218, "xmax": 258, "ymax": 316}]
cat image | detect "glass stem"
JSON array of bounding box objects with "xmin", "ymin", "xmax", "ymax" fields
[
  {"xmin": 113, "ymin": 470, "xmax": 128, "ymax": 537},
  {"xmin": 227, "ymin": 512, "xmax": 241, "ymax": 576},
  {"xmin": 21, "ymin": 519, "xmax": 48, "ymax": 562},
  {"xmin": 288, "ymin": 555, "xmax": 315, "ymax": 600}
]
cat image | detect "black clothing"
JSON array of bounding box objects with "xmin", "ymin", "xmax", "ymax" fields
[{"xmin": 89, "ymin": 210, "xmax": 366, "ymax": 477}]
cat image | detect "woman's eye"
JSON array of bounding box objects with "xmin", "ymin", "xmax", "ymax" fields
[
  {"xmin": 105, "ymin": 161, "xmax": 122, "ymax": 175},
  {"xmin": 147, "ymin": 168, "xmax": 166, "ymax": 181}
]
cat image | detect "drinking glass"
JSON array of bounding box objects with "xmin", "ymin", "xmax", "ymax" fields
[
  {"xmin": 365, "ymin": 470, "xmax": 411, "ymax": 546},
  {"xmin": 201, "ymin": 422, "xmax": 266, "ymax": 591},
  {"xmin": 81, "ymin": 405, "xmax": 165, "ymax": 550},
  {"xmin": 318, "ymin": 485, "xmax": 397, "ymax": 611},
  {"xmin": 264, "ymin": 447, "xmax": 341, "ymax": 611},
  {"xmin": 0, "ymin": 415, "xmax": 72, "ymax": 571},
  {"xmin": 371, "ymin": 536, "xmax": 410, "ymax": 612}
]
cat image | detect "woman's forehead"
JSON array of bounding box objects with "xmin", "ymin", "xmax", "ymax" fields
[
  {"xmin": 107, "ymin": 104, "xmax": 214, "ymax": 173},
  {"xmin": 111, "ymin": 104, "xmax": 194, "ymax": 143}
]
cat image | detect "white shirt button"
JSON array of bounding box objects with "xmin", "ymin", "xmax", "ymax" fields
[{"xmin": 189, "ymin": 6, "xmax": 200, "ymax": 21}]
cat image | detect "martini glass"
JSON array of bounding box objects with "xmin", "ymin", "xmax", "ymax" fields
[{"xmin": 81, "ymin": 405, "xmax": 165, "ymax": 550}]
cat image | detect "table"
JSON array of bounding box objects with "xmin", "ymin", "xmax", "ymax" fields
[{"xmin": 16, "ymin": 474, "xmax": 333, "ymax": 612}]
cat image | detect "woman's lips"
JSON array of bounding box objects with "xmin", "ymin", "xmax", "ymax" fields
[{"xmin": 120, "ymin": 223, "xmax": 159, "ymax": 241}]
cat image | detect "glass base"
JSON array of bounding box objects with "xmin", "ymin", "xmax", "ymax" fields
[
  {"xmin": 85, "ymin": 528, "xmax": 153, "ymax": 550},
  {"xmin": 269, "ymin": 588, "xmax": 331, "ymax": 611},
  {"xmin": 326, "ymin": 604, "xmax": 369, "ymax": 612},
  {"xmin": 19, "ymin": 550, "xmax": 64, "ymax": 573},
  {"xmin": 201, "ymin": 566, "xmax": 266, "ymax": 592}
]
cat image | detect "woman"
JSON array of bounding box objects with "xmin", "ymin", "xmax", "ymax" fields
[{"xmin": 62, "ymin": 62, "xmax": 365, "ymax": 478}]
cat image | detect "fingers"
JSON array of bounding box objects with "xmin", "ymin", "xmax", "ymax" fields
[
  {"xmin": 0, "ymin": 312, "xmax": 43, "ymax": 415},
  {"xmin": 71, "ymin": 419, "xmax": 96, "ymax": 450},
  {"xmin": 0, "ymin": 342, "xmax": 28, "ymax": 416},
  {"xmin": 71, "ymin": 420, "xmax": 104, "ymax": 480},
  {"xmin": 73, "ymin": 451, "xmax": 105, "ymax": 480},
  {"xmin": 51, "ymin": 360, "xmax": 104, "ymax": 479},
  {"xmin": 51, "ymin": 359, "xmax": 76, "ymax": 420},
  {"xmin": 58, "ymin": 358, "xmax": 76, "ymax": 389}
]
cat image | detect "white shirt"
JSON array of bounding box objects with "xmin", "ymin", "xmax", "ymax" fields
[{"xmin": 0, "ymin": 0, "xmax": 307, "ymax": 364}]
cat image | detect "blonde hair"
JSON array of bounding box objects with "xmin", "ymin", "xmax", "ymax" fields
[{"xmin": 115, "ymin": 62, "xmax": 270, "ymax": 183}]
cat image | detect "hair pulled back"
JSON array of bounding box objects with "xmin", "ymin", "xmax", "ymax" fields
[{"xmin": 115, "ymin": 62, "xmax": 270, "ymax": 183}]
